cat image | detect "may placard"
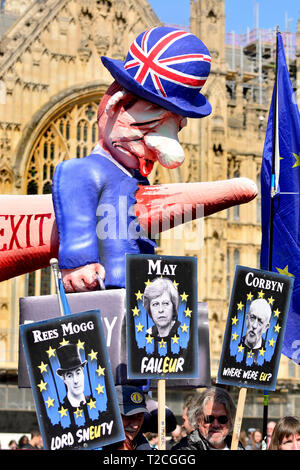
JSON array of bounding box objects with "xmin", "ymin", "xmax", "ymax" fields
[
  {"xmin": 126, "ymin": 254, "xmax": 198, "ymax": 379},
  {"xmin": 217, "ymin": 265, "xmax": 294, "ymax": 390},
  {"xmin": 20, "ymin": 309, "xmax": 124, "ymax": 450}
]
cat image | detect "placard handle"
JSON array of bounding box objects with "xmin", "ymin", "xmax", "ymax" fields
[
  {"xmin": 158, "ymin": 379, "xmax": 166, "ymax": 450},
  {"xmin": 230, "ymin": 387, "xmax": 247, "ymax": 450},
  {"xmin": 50, "ymin": 258, "xmax": 66, "ymax": 317}
]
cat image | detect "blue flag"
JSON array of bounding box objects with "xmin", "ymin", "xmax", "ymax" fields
[{"xmin": 261, "ymin": 32, "xmax": 300, "ymax": 364}]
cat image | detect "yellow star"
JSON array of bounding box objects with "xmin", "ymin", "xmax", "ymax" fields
[
  {"xmin": 58, "ymin": 406, "xmax": 68, "ymax": 418},
  {"xmin": 247, "ymin": 292, "xmax": 254, "ymax": 301},
  {"xmin": 232, "ymin": 332, "xmax": 239, "ymax": 341},
  {"xmin": 292, "ymin": 152, "xmax": 300, "ymax": 168},
  {"xmin": 274, "ymin": 323, "xmax": 281, "ymax": 333},
  {"xmin": 268, "ymin": 296, "xmax": 275, "ymax": 305},
  {"xmin": 45, "ymin": 397, "xmax": 55, "ymax": 408},
  {"xmin": 95, "ymin": 384, "xmax": 105, "ymax": 395},
  {"xmin": 259, "ymin": 347, "xmax": 266, "ymax": 356},
  {"xmin": 144, "ymin": 279, "xmax": 152, "ymax": 287},
  {"xmin": 276, "ymin": 265, "xmax": 294, "ymax": 277},
  {"xmin": 237, "ymin": 301, "xmax": 244, "ymax": 311},
  {"xmin": 88, "ymin": 349, "xmax": 98, "ymax": 361},
  {"xmin": 132, "ymin": 306, "xmax": 140, "ymax": 317},
  {"xmin": 59, "ymin": 338, "xmax": 69, "ymax": 347},
  {"xmin": 38, "ymin": 361, "xmax": 48, "ymax": 374},
  {"xmin": 37, "ymin": 380, "xmax": 47, "ymax": 392},
  {"xmin": 274, "ymin": 308, "xmax": 281, "ymax": 318},
  {"xmin": 231, "ymin": 316, "xmax": 238, "ymax": 326},
  {"xmin": 238, "ymin": 344, "xmax": 244, "ymax": 353},
  {"xmin": 173, "ymin": 280, "xmax": 179, "ymax": 288},
  {"xmin": 184, "ymin": 307, "xmax": 192, "ymax": 317},
  {"xmin": 135, "ymin": 290, "xmax": 143, "ymax": 300},
  {"xmin": 159, "ymin": 339, "xmax": 166, "ymax": 349},
  {"xmin": 258, "ymin": 290, "xmax": 265, "ymax": 298},
  {"xmin": 180, "ymin": 292, "xmax": 189, "ymax": 302},
  {"xmin": 146, "ymin": 334, "xmax": 153, "ymax": 344},
  {"xmin": 96, "ymin": 365, "xmax": 105, "ymax": 377},
  {"xmin": 180, "ymin": 323, "xmax": 189, "ymax": 333},
  {"xmin": 77, "ymin": 339, "xmax": 85, "ymax": 350},
  {"xmin": 171, "ymin": 335, "xmax": 179, "ymax": 344},
  {"xmin": 136, "ymin": 322, "xmax": 144, "ymax": 332},
  {"xmin": 74, "ymin": 408, "xmax": 83, "ymax": 419},
  {"xmin": 268, "ymin": 338, "xmax": 276, "ymax": 347},
  {"xmin": 247, "ymin": 350, "xmax": 254, "ymax": 359},
  {"xmin": 46, "ymin": 346, "xmax": 56, "ymax": 358},
  {"xmin": 87, "ymin": 398, "xmax": 97, "ymax": 410}
]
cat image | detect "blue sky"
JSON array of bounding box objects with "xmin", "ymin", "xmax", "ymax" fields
[{"xmin": 148, "ymin": 0, "xmax": 298, "ymax": 33}]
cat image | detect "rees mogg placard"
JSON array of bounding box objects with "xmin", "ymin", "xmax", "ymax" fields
[{"xmin": 20, "ymin": 309, "xmax": 124, "ymax": 450}]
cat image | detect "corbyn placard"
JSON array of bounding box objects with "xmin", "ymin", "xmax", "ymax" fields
[
  {"xmin": 217, "ymin": 265, "xmax": 294, "ymax": 390},
  {"xmin": 126, "ymin": 254, "xmax": 198, "ymax": 379}
]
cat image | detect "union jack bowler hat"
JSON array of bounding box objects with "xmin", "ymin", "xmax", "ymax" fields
[{"xmin": 101, "ymin": 26, "xmax": 212, "ymax": 118}]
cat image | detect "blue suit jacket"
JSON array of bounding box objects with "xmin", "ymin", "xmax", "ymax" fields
[{"xmin": 52, "ymin": 146, "xmax": 155, "ymax": 288}]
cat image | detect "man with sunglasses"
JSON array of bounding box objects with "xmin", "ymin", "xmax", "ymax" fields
[{"xmin": 173, "ymin": 387, "xmax": 244, "ymax": 450}]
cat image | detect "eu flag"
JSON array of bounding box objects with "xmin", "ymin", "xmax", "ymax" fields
[{"xmin": 261, "ymin": 32, "xmax": 300, "ymax": 364}]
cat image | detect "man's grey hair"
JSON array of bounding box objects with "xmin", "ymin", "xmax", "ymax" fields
[
  {"xmin": 187, "ymin": 387, "xmax": 236, "ymax": 430},
  {"xmin": 248, "ymin": 298, "xmax": 272, "ymax": 323}
]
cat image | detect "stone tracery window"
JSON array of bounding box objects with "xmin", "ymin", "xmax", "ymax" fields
[{"xmin": 25, "ymin": 99, "xmax": 99, "ymax": 296}]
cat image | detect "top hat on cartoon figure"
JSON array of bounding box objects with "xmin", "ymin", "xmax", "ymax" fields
[
  {"xmin": 101, "ymin": 26, "xmax": 212, "ymax": 118},
  {"xmin": 56, "ymin": 343, "xmax": 87, "ymax": 376}
]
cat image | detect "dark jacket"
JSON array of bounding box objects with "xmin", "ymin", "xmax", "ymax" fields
[
  {"xmin": 172, "ymin": 429, "xmax": 244, "ymax": 451},
  {"xmin": 103, "ymin": 430, "xmax": 153, "ymax": 451}
]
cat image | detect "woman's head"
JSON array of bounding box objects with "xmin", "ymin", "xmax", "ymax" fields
[
  {"xmin": 143, "ymin": 277, "xmax": 179, "ymax": 322},
  {"xmin": 253, "ymin": 429, "xmax": 262, "ymax": 442},
  {"xmin": 269, "ymin": 416, "xmax": 300, "ymax": 450}
]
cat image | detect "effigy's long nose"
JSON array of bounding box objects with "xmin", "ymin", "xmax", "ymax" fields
[{"xmin": 144, "ymin": 121, "xmax": 185, "ymax": 169}]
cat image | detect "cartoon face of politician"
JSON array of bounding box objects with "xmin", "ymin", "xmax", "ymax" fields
[
  {"xmin": 143, "ymin": 278, "xmax": 179, "ymax": 338},
  {"xmin": 244, "ymin": 299, "xmax": 272, "ymax": 350},
  {"xmin": 56, "ymin": 343, "xmax": 87, "ymax": 407},
  {"xmin": 51, "ymin": 27, "xmax": 257, "ymax": 293}
]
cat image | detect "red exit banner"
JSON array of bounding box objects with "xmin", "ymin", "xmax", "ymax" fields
[{"xmin": 0, "ymin": 195, "xmax": 58, "ymax": 281}]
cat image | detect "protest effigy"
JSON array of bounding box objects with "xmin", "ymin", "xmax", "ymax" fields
[{"xmin": 0, "ymin": 26, "xmax": 256, "ymax": 285}]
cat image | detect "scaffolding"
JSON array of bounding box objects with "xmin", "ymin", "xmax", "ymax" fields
[{"xmin": 225, "ymin": 28, "xmax": 297, "ymax": 106}]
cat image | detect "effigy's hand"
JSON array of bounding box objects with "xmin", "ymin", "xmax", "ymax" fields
[{"xmin": 62, "ymin": 263, "xmax": 105, "ymax": 293}]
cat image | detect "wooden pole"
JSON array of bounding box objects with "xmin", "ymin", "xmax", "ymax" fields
[
  {"xmin": 157, "ymin": 379, "xmax": 166, "ymax": 450},
  {"xmin": 230, "ymin": 387, "xmax": 247, "ymax": 450}
]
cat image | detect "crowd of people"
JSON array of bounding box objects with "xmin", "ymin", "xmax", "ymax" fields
[
  {"xmin": 110, "ymin": 385, "xmax": 300, "ymax": 451},
  {"xmin": 2, "ymin": 385, "xmax": 300, "ymax": 451},
  {"xmin": 4, "ymin": 430, "xmax": 43, "ymax": 450}
]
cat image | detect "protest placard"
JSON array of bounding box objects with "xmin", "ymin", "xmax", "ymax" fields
[
  {"xmin": 18, "ymin": 290, "xmax": 210, "ymax": 389},
  {"xmin": 126, "ymin": 254, "xmax": 198, "ymax": 380},
  {"xmin": 217, "ymin": 265, "xmax": 294, "ymax": 391},
  {"xmin": 20, "ymin": 309, "xmax": 125, "ymax": 450}
]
